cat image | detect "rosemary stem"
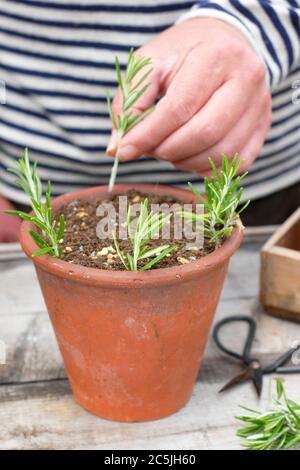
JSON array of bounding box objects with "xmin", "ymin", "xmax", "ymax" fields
[
  {"xmin": 108, "ymin": 154, "xmax": 120, "ymax": 192},
  {"xmin": 108, "ymin": 131, "xmax": 123, "ymax": 193},
  {"xmin": 48, "ymin": 228, "xmax": 60, "ymax": 257}
]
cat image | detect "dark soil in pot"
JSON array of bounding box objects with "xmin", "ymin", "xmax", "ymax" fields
[{"xmin": 59, "ymin": 190, "xmax": 219, "ymax": 270}]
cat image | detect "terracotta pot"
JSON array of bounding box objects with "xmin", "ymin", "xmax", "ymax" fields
[{"xmin": 20, "ymin": 184, "xmax": 243, "ymax": 422}]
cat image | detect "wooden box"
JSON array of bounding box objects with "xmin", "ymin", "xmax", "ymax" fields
[{"xmin": 260, "ymin": 207, "xmax": 300, "ymax": 322}]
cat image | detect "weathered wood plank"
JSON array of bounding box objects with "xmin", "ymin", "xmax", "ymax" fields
[
  {"xmin": 0, "ymin": 260, "xmax": 45, "ymax": 316},
  {"xmin": 222, "ymin": 238, "xmax": 262, "ymax": 300},
  {"xmin": 0, "ymin": 375, "xmax": 299, "ymax": 450},
  {"xmin": 0, "ymin": 311, "xmax": 65, "ymax": 384}
]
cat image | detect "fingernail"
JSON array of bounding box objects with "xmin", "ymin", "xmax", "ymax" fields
[
  {"xmin": 119, "ymin": 144, "xmax": 137, "ymax": 161},
  {"xmin": 106, "ymin": 131, "xmax": 117, "ymax": 156}
]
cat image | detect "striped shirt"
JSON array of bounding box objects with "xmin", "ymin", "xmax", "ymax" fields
[{"xmin": 0, "ymin": 0, "xmax": 299, "ymax": 204}]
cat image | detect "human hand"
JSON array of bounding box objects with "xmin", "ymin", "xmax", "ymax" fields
[
  {"xmin": 107, "ymin": 18, "xmax": 272, "ymax": 175},
  {"xmin": 0, "ymin": 196, "xmax": 22, "ymax": 243}
]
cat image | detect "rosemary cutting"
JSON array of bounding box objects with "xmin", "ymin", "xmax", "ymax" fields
[
  {"xmin": 237, "ymin": 379, "xmax": 300, "ymax": 450},
  {"xmin": 182, "ymin": 154, "xmax": 250, "ymax": 245},
  {"xmin": 113, "ymin": 198, "xmax": 176, "ymax": 271},
  {"xmin": 5, "ymin": 149, "xmax": 64, "ymax": 258},
  {"xmin": 107, "ymin": 48, "xmax": 154, "ymax": 192}
]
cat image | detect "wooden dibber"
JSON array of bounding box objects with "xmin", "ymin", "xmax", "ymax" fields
[{"xmin": 260, "ymin": 207, "xmax": 300, "ymax": 323}]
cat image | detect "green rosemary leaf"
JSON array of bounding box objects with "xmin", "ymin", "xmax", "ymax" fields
[
  {"xmin": 140, "ymin": 245, "xmax": 176, "ymax": 271},
  {"xmin": 149, "ymin": 214, "xmax": 170, "ymax": 239},
  {"xmin": 33, "ymin": 160, "xmax": 43, "ymax": 200},
  {"xmin": 236, "ymin": 379, "xmax": 300, "ymax": 451},
  {"xmin": 139, "ymin": 244, "xmax": 172, "ymax": 260},
  {"xmin": 29, "ymin": 229, "xmax": 47, "ymax": 248},
  {"xmin": 4, "ymin": 210, "xmax": 32, "ymax": 221},
  {"xmin": 115, "ymin": 56, "xmax": 124, "ymax": 95},
  {"xmin": 221, "ymin": 198, "xmax": 238, "ymax": 214},
  {"xmin": 285, "ymin": 434, "xmax": 300, "ymax": 449},
  {"xmin": 113, "ymin": 232, "xmax": 128, "ymax": 270},
  {"xmin": 125, "ymin": 48, "xmax": 134, "ymax": 77},
  {"xmin": 32, "ymin": 246, "xmax": 54, "ymax": 257},
  {"xmin": 106, "ymin": 93, "xmax": 117, "ymax": 129},
  {"xmin": 238, "ymin": 405, "xmax": 261, "ymax": 415},
  {"xmin": 124, "ymin": 83, "xmax": 150, "ymax": 111},
  {"xmin": 7, "ymin": 166, "xmax": 22, "ymax": 177},
  {"xmin": 133, "ymin": 57, "xmax": 150, "ymax": 75},
  {"xmin": 30, "ymin": 198, "xmax": 43, "ymax": 217},
  {"xmin": 208, "ymin": 157, "xmax": 222, "ymax": 184},
  {"xmin": 127, "ymin": 253, "xmax": 135, "ymax": 271},
  {"xmin": 188, "ymin": 182, "xmax": 207, "ymax": 207},
  {"xmin": 46, "ymin": 181, "xmax": 51, "ymax": 208},
  {"xmin": 30, "ymin": 218, "xmax": 48, "ymax": 232},
  {"xmin": 126, "ymin": 106, "xmax": 155, "ymax": 132},
  {"xmin": 131, "ymin": 68, "xmax": 153, "ymax": 93},
  {"xmin": 222, "ymin": 154, "xmax": 229, "ymax": 175},
  {"xmin": 276, "ymin": 378, "xmax": 284, "ymax": 399}
]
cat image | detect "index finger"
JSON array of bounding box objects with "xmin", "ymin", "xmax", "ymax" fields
[
  {"xmin": 118, "ymin": 45, "xmax": 224, "ymax": 161},
  {"xmin": 107, "ymin": 55, "xmax": 161, "ymax": 155}
]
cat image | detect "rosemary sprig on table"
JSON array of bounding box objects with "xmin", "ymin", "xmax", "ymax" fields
[
  {"xmin": 113, "ymin": 198, "xmax": 176, "ymax": 271},
  {"xmin": 182, "ymin": 154, "xmax": 250, "ymax": 245},
  {"xmin": 107, "ymin": 48, "xmax": 154, "ymax": 192},
  {"xmin": 237, "ymin": 379, "xmax": 300, "ymax": 450},
  {"xmin": 5, "ymin": 149, "xmax": 64, "ymax": 258}
]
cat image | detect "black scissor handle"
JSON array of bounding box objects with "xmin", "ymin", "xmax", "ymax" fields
[
  {"xmin": 212, "ymin": 315, "xmax": 257, "ymax": 365},
  {"xmin": 263, "ymin": 344, "xmax": 300, "ymax": 374}
]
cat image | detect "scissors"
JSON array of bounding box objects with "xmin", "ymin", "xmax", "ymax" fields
[{"xmin": 212, "ymin": 315, "xmax": 300, "ymax": 397}]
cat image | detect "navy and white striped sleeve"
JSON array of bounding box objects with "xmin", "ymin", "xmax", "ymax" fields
[{"xmin": 177, "ymin": 1, "xmax": 300, "ymax": 89}]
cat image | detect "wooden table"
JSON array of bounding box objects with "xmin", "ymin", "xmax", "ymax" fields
[{"xmin": 0, "ymin": 233, "xmax": 299, "ymax": 450}]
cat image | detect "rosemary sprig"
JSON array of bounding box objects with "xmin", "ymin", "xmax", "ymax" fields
[
  {"xmin": 236, "ymin": 379, "xmax": 300, "ymax": 450},
  {"xmin": 113, "ymin": 198, "xmax": 176, "ymax": 271},
  {"xmin": 107, "ymin": 48, "xmax": 154, "ymax": 192},
  {"xmin": 182, "ymin": 154, "xmax": 250, "ymax": 245},
  {"xmin": 5, "ymin": 149, "xmax": 64, "ymax": 258}
]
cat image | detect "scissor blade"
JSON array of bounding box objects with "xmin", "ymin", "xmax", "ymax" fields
[
  {"xmin": 253, "ymin": 367, "xmax": 263, "ymax": 397},
  {"xmin": 219, "ymin": 366, "xmax": 254, "ymax": 393}
]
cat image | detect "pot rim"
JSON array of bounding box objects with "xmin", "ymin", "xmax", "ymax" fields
[{"xmin": 20, "ymin": 183, "xmax": 244, "ymax": 288}]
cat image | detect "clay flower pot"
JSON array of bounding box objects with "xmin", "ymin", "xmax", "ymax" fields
[{"xmin": 20, "ymin": 184, "xmax": 243, "ymax": 422}]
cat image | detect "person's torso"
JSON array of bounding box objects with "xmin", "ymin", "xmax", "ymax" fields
[{"xmin": 0, "ymin": 0, "xmax": 299, "ymax": 203}]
